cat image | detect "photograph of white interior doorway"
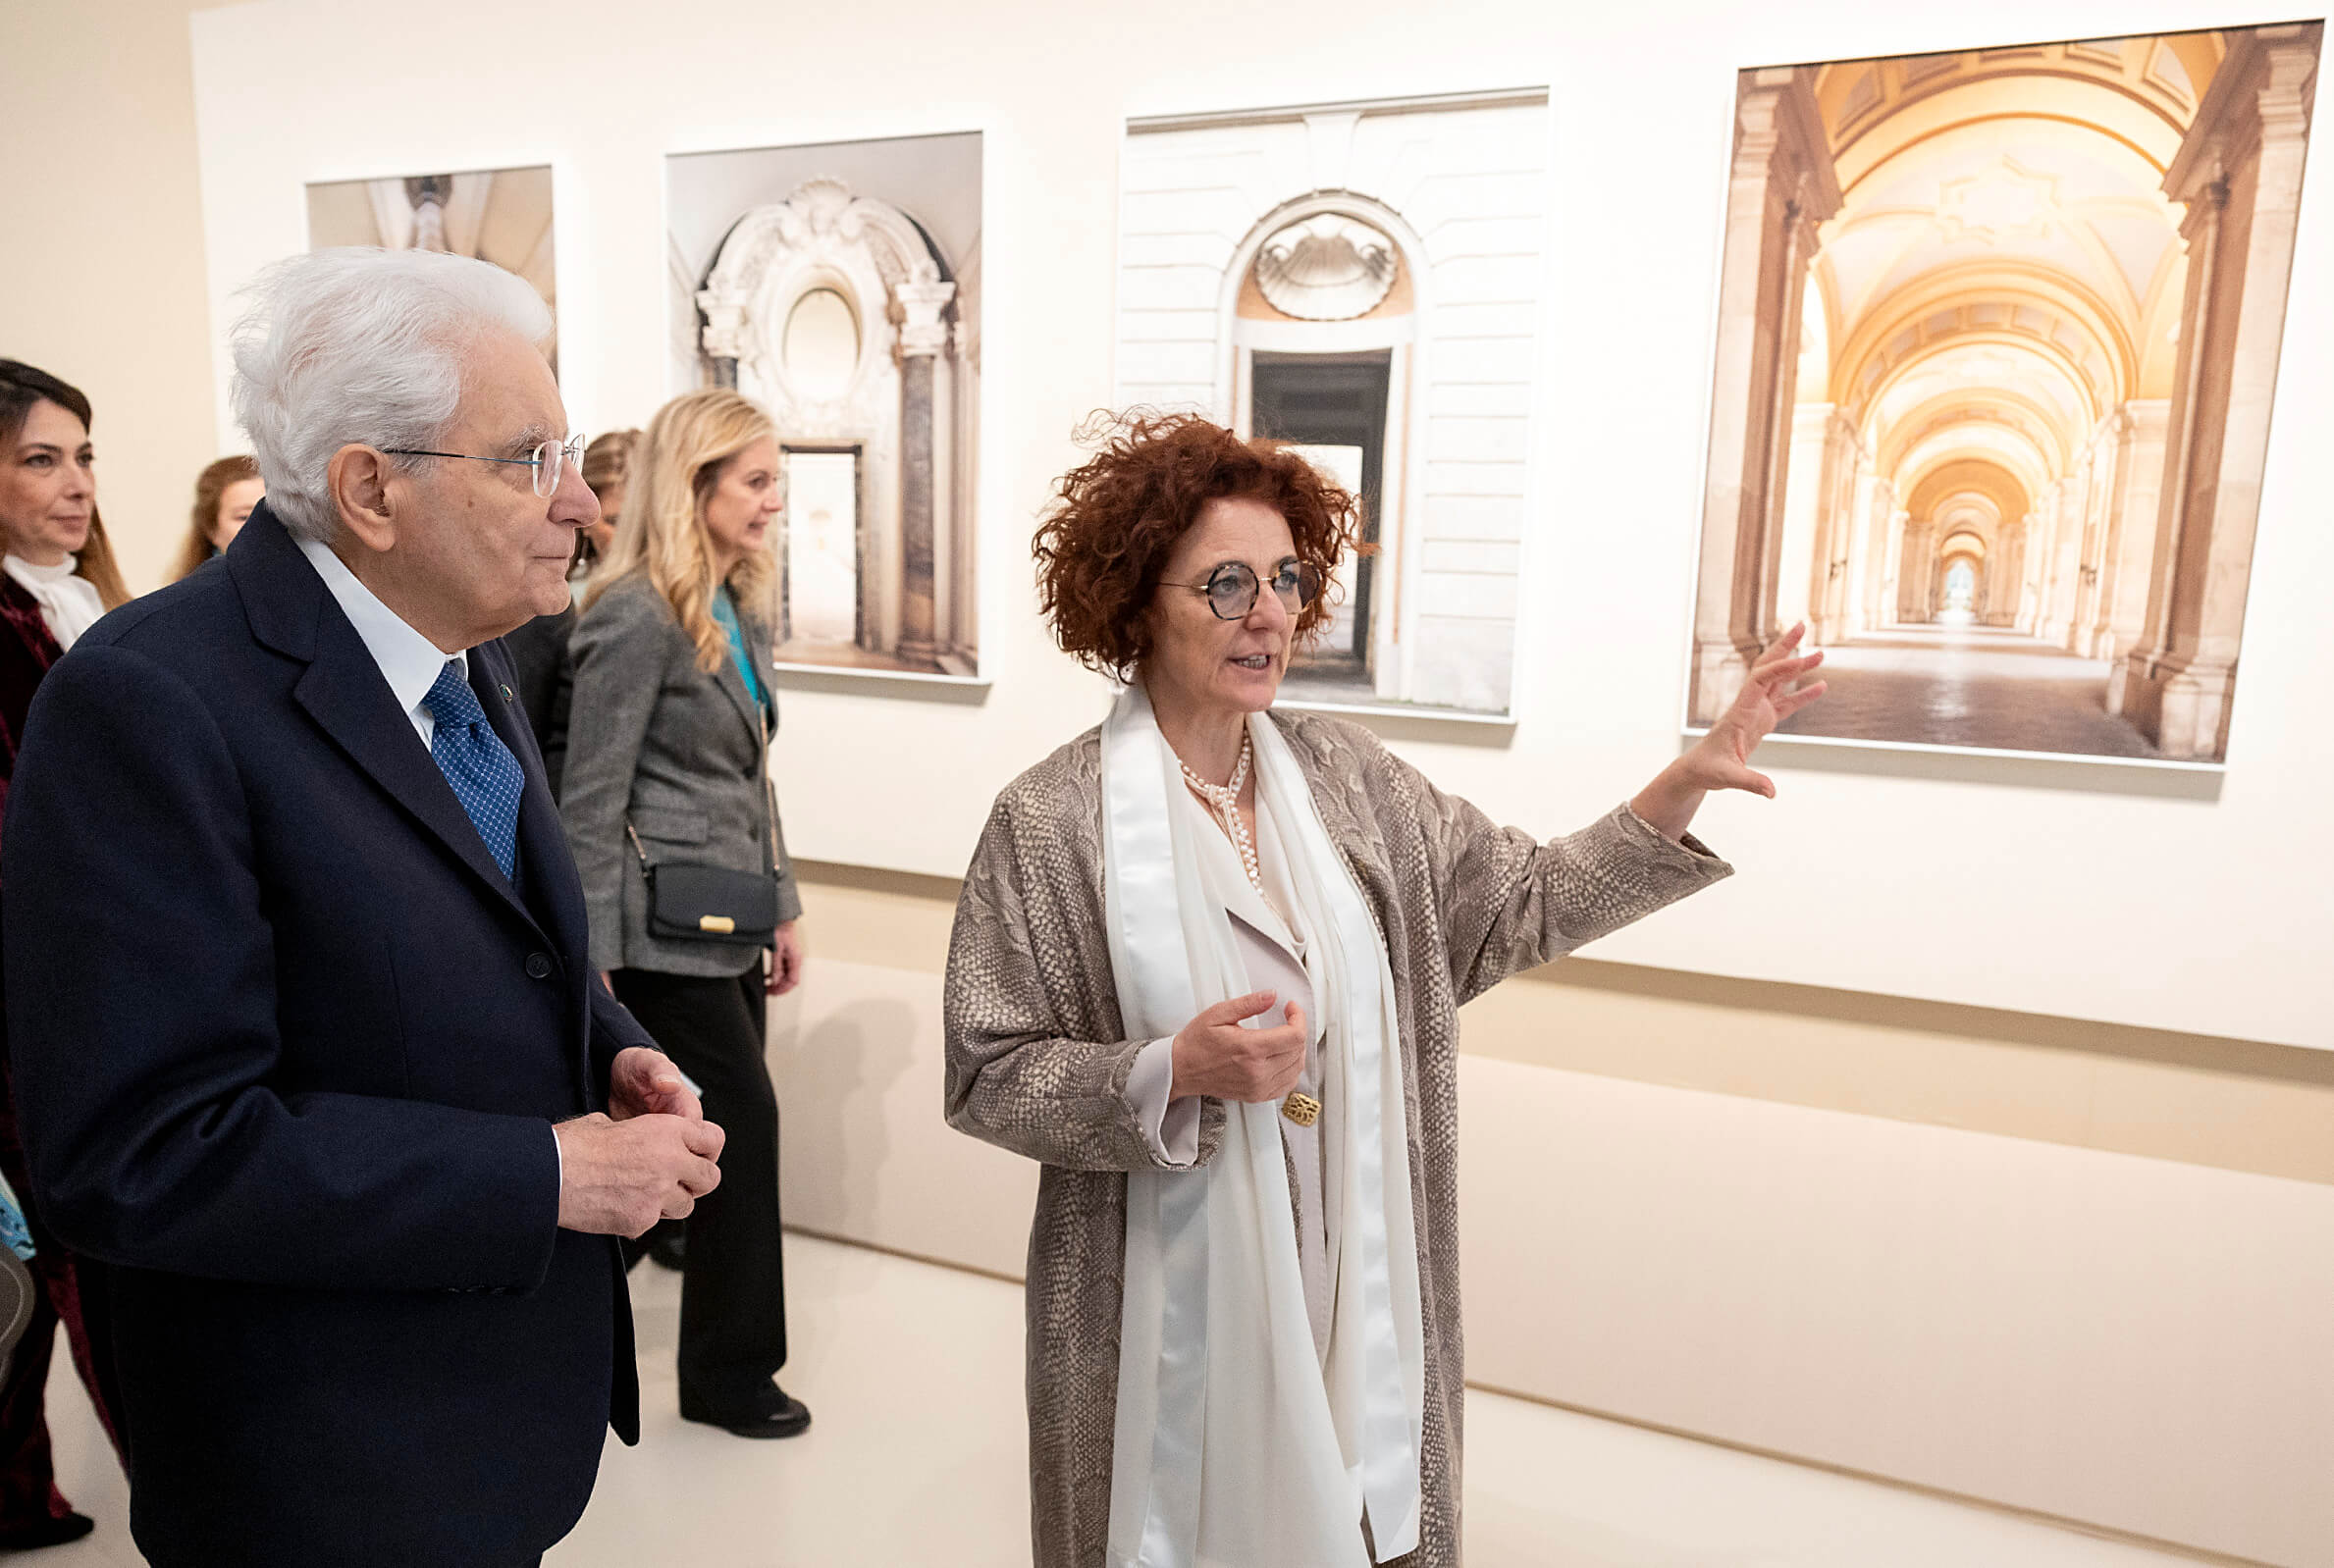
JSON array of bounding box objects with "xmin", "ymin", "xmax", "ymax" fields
[
  {"xmin": 1686, "ymin": 24, "xmax": 2321, "ymax": 766},
  {"xmin": 668, "ymin": 132, "xmax": 981, "ymax": 680},
  {"xmin": 1115, "ymin": 89, "xmax": 1552, "ymax": 718},
  {"xmin": 306, "ymin": 164, "xmax": 557, "ymax": 372}
]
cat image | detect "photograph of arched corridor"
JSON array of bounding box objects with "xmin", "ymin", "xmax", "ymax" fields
[{"xmin": 1687, "ymin": 24, "xmax": 2320, "ymax": 764}]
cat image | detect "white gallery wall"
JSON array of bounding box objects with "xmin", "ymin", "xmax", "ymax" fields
[{"xmin": 188, "ymin": 0, "xmax": 2334, "ymax": 1054}]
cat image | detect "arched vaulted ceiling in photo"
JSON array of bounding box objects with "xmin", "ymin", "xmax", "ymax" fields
[{"xmin": 1799, "ymin": 35, "xmax": 2227, "ymax": 519}]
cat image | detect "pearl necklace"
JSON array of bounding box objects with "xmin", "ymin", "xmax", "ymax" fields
[
  {"xmin": 1178, "ymin": 729, "xmax": 1323, "ymax": 1129},
  {"xmin": 1178, "ymin": 730, "xmax": 1263, "ymax": 895}
]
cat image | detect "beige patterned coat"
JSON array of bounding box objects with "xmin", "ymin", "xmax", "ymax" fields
[{"xmin": 943, "ymin": 709, "xmax": 1731, "ymax": 1567}]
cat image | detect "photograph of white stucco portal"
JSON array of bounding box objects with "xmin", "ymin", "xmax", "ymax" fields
[
  {"xmin": 668, "ymin": 133, "xmax": 981, "ymax": 679},
  {"xmin": 307, "ymin": 165, "xmax": 558, "ymax": 372},
  {"xmin": 1688, "ymin": 25, "xmax": 2321, "ymax": 765},
  {"xmin": 1116, "ymin": 91, "xmax": 1550, "ymax": 716}
]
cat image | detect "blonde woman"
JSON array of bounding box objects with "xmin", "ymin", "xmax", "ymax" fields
[
  {"xmin": 163, "ymin": 454, "xmax": 264, "ymax": 583},
  {"xmin": 559, "ymin": 389, "xmax": 808, "ymax": 1438}
]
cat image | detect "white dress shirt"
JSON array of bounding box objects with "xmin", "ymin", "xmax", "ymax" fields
[
  {"xmin": 295, "ymin": 537, "xmax": 462, "ymax": 750},
  {"xmin": 4, "ymin": 553, "xmax": 106, "ymax": 650}
]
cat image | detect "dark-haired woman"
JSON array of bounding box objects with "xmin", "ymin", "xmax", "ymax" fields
[
  {"xmin": 0, "ymin": 359, "xmax": 129, "ymax": 1550},
  {"xmin": 943, "ymin": 411, "xmax": 1825, "ymax": 1568},
  {"xmin": 163, "ymin": 454, "xmax": 264, "ymax": 584}
]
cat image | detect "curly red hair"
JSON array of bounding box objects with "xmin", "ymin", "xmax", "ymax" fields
[{"xmin": 1034, "ymin": 410, "xmax": 1370, "ymax": 679}]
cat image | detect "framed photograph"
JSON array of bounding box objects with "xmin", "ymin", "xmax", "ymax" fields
[
  {"xmin": 1685, "ymin": 25, "xmax": 2321, "ymax": 765},
  {"xmin": 306, "ymin": 164, "xmax": 557, "ymax": 371},
  {"xmin": 667, "ymin": 132, "xmax": 981, "ymax": 680},
  {"xmin": 1115, "ymin": 89, "xmax": 1552, "ymax": 719}
]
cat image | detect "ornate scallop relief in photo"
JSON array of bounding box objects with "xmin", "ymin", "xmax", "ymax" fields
[{"xmin": 1251, "ymin": 215, "xmax": 1401, "ymax": 322}]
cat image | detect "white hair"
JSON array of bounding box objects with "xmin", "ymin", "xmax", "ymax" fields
[{"xmin": 230, "ymin": 247, "xmax": 553, "ymax": 544}]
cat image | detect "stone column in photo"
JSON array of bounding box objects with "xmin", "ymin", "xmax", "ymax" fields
[
  {"xmin": 2070, "ymin": 428, "xmax": 2116, "ymax": 650},
  {"xmin": 1689, "ymin": 67, "xmax": 1842, "ymax": 722},
  {"xmin": 894, "ymin": 278, "xmax": 957, "ymax": 666},
  {"xmin": 2114, "ymin": 24, "xmax": 2321, "ymax": 759},
  {"xmin": 2086, "ymin": 400, "xmax": 2169, "ymax": 663},
  {"xmin": 2036, "ymin": 471, "xmax": 2089, "ymax": 649},
  {"xmin": 1989, "ymin": 520, "xmax": 2028, "ymax": 628},
  {"xmin": 1774, "ymin": 404, "xmax": 1833, "ymax": 636},
  {"xmin": 1879, "ymin": 502, "xmax": 1910, "ymax": 628},
  {"xmin": 1847, "ymin": 477, "xmax": 1895, "ymax": 635},
  {"xmin": 1807, "ymin": 409, "xmax": 1864, "ymax": 644},
  {"xmin": 1896, "ymin": 518, "xmax": 1936, "ymax": 622}
]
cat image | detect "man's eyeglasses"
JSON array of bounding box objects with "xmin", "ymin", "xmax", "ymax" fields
[
  {"xmin": 381, "ymin": 434, "xmax": 588, "ymax": 498},
  {"xmin": 1163, "ymin": 559, "xmax": 1325, "ymax": 621}
]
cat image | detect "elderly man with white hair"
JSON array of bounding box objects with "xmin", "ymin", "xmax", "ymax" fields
[{"xmin": 0, "ymin": 248, "xmax": 724, "ymax": 1568}]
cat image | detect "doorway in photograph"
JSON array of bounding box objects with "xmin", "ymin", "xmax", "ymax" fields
[
  {"xmin": 780, "ymin": 448, "xmax": 861, "ymax": 649},
  {"xmin": 1251, "ymin": 351, "xmax": 1389, "ymax": 689}
]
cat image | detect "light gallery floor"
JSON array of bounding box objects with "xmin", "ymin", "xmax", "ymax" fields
[
  {"xmin": 37, "ymin": 1234, "xmax": 2210, "ymax": 1566},
  {"xmin": 1774, "ymin": 624, "xmax": 2163, "ymax": 758}
]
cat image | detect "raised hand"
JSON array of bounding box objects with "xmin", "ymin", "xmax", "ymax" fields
[
  {"xmin": 1689, "ymin": 622, "xmax": 1828, "ymax": 799},
  {"xmin": 1168, "ymin": 991, "xmax": 1309, "ymax": 1104},
  {"xmin": 1629, "ymin": 623, "xmax": 1826, "ymax": 841}
]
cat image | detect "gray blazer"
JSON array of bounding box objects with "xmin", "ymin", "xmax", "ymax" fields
[{"xmin": 559, "ymin": 574, "xmax": 800, "ymax": 977}]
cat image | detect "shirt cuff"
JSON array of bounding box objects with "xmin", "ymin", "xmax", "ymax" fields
[{"xmin": 1127, "ymin": 1036, "xmax": 1201, "ymax": 1168}]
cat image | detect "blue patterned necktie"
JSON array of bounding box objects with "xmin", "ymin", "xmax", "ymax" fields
[{"xmin": 424, "ymin": 658, "xmax": 524, "ymax": 882}]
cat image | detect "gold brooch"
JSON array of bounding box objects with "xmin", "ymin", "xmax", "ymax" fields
[{"xmin": 1281, "ymin": 1092, "xmax": 1322, "ymax": 1127}]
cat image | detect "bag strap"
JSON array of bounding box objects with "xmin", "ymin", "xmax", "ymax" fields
[
  {"xmin": 758, "ymin": 705, "xmax": 781, "ymax": 881},
  {"xmin": 625, "ymin": 820, "xmax": 651, "ymax": 876}
]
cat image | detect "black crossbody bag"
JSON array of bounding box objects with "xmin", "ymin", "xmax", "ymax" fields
[{"xmin": 625, "ymin": 707, "xmax": 781, "ymax": 947}]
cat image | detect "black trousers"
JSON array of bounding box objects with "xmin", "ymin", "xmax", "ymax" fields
[{"xmin": 610, "ymin": 962, "xmax": 787, "ymax": 1407}]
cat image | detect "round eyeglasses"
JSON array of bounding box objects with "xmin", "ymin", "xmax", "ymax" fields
[
  {"xmin": 1163, "ymin": 559, "xmax": 1325, "ymax": 621},
  {"xmin": 380, "ymin": 434, "xmax": 589, "ymax": 498}
]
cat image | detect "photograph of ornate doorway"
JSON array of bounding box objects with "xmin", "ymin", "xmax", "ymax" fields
[
  {"xmin": 1686, "ymin": 25, "xmax": 2320, "ymax": 763},
  {"xmin": 668, "ymin": 132, "xmax": 981, "ymax": 679},
  {"xmin": 1116, "ymin": 90, "xmax": 1550, "ymax": 716}
]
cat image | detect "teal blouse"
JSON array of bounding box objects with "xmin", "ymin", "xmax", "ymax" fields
[{"xmin": 711, "ymin": 587, "xmax": 768, "ymax": 713}]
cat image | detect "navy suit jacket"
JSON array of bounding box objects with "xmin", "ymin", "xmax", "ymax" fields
[{"xmin": 0, "ymin": 503, "xmax": 655, "ymax": 1567}]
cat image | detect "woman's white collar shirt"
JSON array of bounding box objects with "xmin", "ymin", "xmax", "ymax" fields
[{"xmin": 4, "ymin": 553, "xmax": 105, "ymax": 651}]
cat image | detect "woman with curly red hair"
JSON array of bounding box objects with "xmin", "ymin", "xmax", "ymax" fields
[{"xmin": 945, "ymin": 411, "xmax": 1824, "ymax": 1568}]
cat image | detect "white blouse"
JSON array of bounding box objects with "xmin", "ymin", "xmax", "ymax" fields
[
  {"xmin": 4, "ymin": 554, "xmax": 106, "ymax": 651},
  {"xmin": 1127, "ymin": 785, "xmax": 1339, "ymax": 1362}
]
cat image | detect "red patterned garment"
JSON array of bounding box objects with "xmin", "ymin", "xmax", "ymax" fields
[{"xmin": 0, "ymin": 574, "xmax": 63, "ymax": 836}]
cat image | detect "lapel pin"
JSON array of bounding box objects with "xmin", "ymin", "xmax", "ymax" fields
[{"xmin": 499, "ymin": 683, "xmax": 514, "ymax": 704}]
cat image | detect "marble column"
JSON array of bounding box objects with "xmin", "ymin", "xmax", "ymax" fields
[
  {"xmin": 893, "ymin": 279, "xmax": 956, "ymax": 664},
  {"xmin": 1808, "ymin": 409, "xmax": 1864, "ymax": 644},
  {"xmin": 1688, "ymin": 67, "xmax": 1842, "ymax": 722},
  {"xmin": 2115, "ymin": 24, "xmax": 2321, "ymax": 758},
  {"xmin": 1990, "ymin": 522, "xmax": 2028, "ymax": 628},
  {"xmin": 2088, "ymin": 400, "xmax": 2169, "ymax": 664}
]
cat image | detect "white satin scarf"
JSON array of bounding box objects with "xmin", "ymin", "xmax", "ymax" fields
[{"xmin": 1102, "ymin": 683, "xmax": 1424, "ymax": 1567}]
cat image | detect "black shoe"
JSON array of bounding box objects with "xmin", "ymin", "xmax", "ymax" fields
[
  {"xmin": 0, "ymin": 1511, "xmax": 96, "ymax": 1549},
  {"xmin": 680, "ymin": 1382, "xmax": 812, "ymax": 1439}
]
